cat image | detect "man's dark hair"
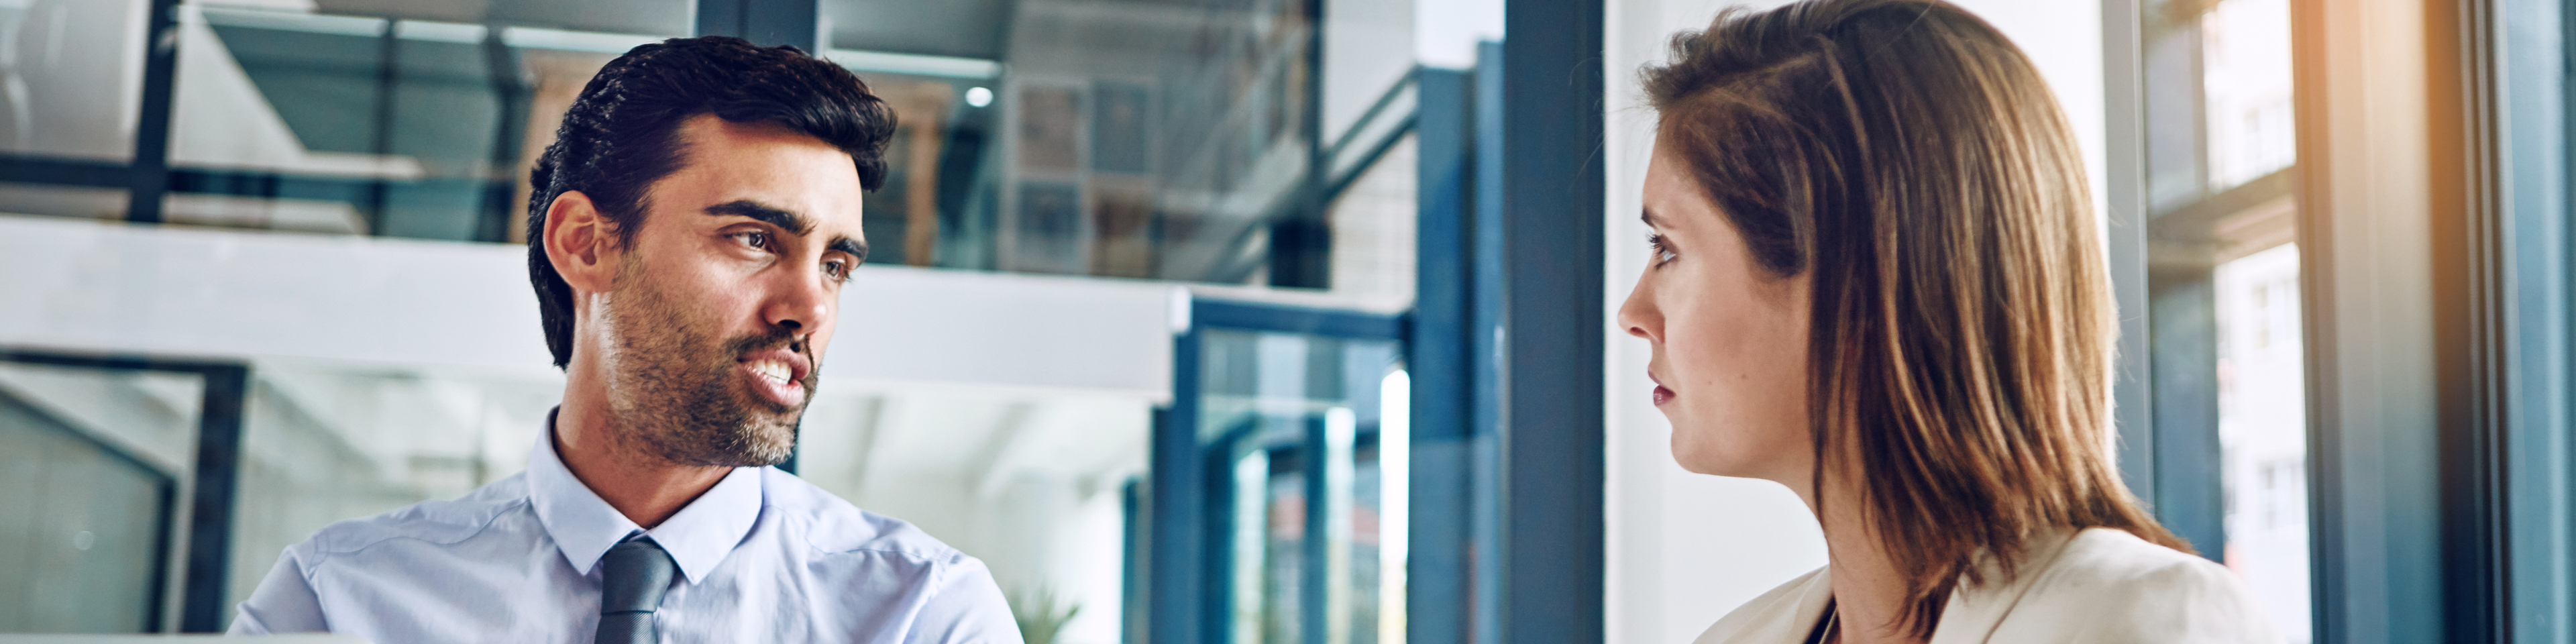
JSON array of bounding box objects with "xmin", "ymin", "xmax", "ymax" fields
[{"xmin": 525, "ymin": 36, "xmax": 896, "ymax": 369}]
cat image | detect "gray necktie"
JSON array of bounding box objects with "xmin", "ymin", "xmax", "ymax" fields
[{"xmin": 596, "ymin": 537, "xmax": 677, "ymax": 644}]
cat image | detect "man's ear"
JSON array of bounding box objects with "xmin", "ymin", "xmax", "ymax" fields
[{"xmin": 543, "ymin": 191, "xmax": 623, "ymax": 294}]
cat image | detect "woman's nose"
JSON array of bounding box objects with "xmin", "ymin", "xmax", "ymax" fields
[{"xmin": 1618, "ymin": 283, "xmax": 1660, "ymax": 342}]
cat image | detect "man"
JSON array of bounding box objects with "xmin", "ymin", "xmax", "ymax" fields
[{"xmin": 228, "ymin": 37, "xmax": 1019, "ymax": 643}]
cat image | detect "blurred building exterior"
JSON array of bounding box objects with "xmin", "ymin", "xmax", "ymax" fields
[{"xmin": 5, "ymin": 0, "xmax": 2573, "ymax": 643}]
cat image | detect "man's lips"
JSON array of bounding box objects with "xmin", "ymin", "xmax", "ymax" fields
[
  {"xmin": 739, "ymin": 347, "xmax": 810, "ymax": 382},
  {"xmin": 739, "ymin": 347, "xmax": 811, "ymax": 407}
]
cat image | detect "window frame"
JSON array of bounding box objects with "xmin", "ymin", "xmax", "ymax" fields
[{"xmin": 0, "ymin": 348, "xmax": 250, "ymax": 633}]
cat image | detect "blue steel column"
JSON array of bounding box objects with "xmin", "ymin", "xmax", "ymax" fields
[
  {"xmin": 126, "ymin": 0, "xmax": 182, "ymax": 224},
  {"xmin": 1152, "ymin": 323, "xmax": 1206, "ymax": 644},
  {"xmin": 181, "ymin": 364, "xmax": 251, "ymax": 633},
  {"xmin": 2493, "ymin": 0, "xmax": 2574, "ymax": 640},
  {"xmin": 1495, "ymin": 0, "xmax": 1605, "ymax": 641},
  {"xmin": 1466, "ymin": 41, "xmax": 1507, "ymax": 644},
  {"xmin": 1303, "ymin": 416, "xmax": 1331, "ymax": 644},
  {"xmin": 1408, "ymin": 66, "xmax": 1474, "ymax": 644}
]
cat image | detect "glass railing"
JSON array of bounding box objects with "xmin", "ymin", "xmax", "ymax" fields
[{"xmin": 0, "ymin": 0, "xmax": 1420, "ymax": 299}]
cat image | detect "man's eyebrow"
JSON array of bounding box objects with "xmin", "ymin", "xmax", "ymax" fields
[
  {"xmin": 829, "ymin": 236, "xmax": 869, "ymax": 264},
  {"xmin": 705, "ymin": 200, "xmax": 815, "ymax": 235},
  {"xmin": 706, "ymin": 199, "xmax": 866, "ymax": 262}
]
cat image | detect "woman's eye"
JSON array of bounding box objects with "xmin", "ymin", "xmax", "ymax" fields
[{"xmin": 1648, "ymin": 233, "xmax": 1678, "ymax": 266}]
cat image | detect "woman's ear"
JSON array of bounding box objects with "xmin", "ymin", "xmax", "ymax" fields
[{"xmin": 543, "ymin": 191, "xmax": 624, "ymax": 294}]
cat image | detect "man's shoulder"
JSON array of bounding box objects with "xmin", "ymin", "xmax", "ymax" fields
[
  {"xmin": 292, "ymin": 472, "xmax": 535, "ymax": 561},
  {"xmin": 756, "ymin": 468, "xmax": 973, "ymax": 566}
]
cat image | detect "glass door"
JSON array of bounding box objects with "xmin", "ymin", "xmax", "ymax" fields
[
  {"xmin": 1155, "ymin": 298, "xmax": 1406, "ymax": 644},
  {"xmin": 0, "ymin": 354, "xmax": 211, "ymax": 633}
]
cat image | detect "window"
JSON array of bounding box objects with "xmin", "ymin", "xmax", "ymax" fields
[{"xmin": 2138, "ymin": 0, "xmax": 2309, "ymax": 640}]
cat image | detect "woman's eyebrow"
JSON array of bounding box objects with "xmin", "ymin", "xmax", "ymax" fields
[{"xmin": 1642, "ymin": 208, "xmax": 1666, "ymax": 229}]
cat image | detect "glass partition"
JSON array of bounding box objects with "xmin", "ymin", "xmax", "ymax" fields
[
  {"xmin": 1194, "ymin": 326, "xmax": 1404, "ymax": 644},
  {"xmin": 159, "ymin": 1, "xmax": 693, "ymax": 239},
  {"xmin": 0, "ymin": 0, "xmax": 1417, "ymax": 297},
  {"xmin": 0, "ymin": 0, "xmax": 148, "ymax": 164},
  {"xmin": 0, "ymin": 360, "xmax": 203, "ymax": 633}
]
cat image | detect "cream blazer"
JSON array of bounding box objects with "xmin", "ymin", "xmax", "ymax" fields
[{"xmin": 1690, "ymin": 528, "xmax": 2284, "ymax": 644}]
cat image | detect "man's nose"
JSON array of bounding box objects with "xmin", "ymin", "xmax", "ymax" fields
[{"xmin": 761, "ymin": 262, "xmax": 835, "ymax": 335}]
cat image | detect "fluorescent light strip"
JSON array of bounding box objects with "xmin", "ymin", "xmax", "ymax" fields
[
  {"xmin": 189, "ymin": 7, "xmax": 999, "ymax": 81},
  {"xmin": 394, "ymin": 20, "xmax": 487, "ymax": 44},
  {"xmin": 500, "ymin": 27, "xmax": 664, "ymax": 54},
  {"xmin": 201, "ymin": 7, "xmax": 497, "ymax": 46},
  {"xmin": 824, "ymin": 49, "xmax": 1002, "ymax": 80},
  {"xmin": 199, "ymin": 6, "xmax": 385, "ymax": 38}
]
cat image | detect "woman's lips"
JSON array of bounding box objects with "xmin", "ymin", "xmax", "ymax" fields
[{"xmin": 1652, "ymin": 385, "xmax": 1674, "ymax": 406}]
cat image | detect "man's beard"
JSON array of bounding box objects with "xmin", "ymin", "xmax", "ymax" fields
[{"xmin": 595, "ymin": 272, "xmax": 815, "ymax": 468}]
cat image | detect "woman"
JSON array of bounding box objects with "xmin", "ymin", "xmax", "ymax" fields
[{"xmin": 1620, "ymin": 1, "xmax": 2281, "ymax": 643}]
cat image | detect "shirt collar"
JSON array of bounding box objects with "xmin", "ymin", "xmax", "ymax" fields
[{"xmin": 527, "ymin": 408, "xmax": 767, "ymax": 584}]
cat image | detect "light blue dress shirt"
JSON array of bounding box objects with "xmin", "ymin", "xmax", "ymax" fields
[{"xmin": 227, "ymin": 416, "xmax": 1021, "ymax": 643}]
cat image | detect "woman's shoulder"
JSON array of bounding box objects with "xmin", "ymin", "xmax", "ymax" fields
[
  {"xmin": 1971, "ymin": 527, "xmax": 2284, "ymax": 644},
  {"xmin": 1690, "ymin": 566, "xmax": 1831, "ymax": 644},
  {"xmin": 2040, "ymin": 527, "xmax": 2238, "ymax": 589}
]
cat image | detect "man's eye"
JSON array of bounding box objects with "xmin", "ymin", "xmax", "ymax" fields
[
  {"xmin": 733, "ymin": 231, "xmax": 771, "ymax": 250},
  {"xmin": 824, "ymin": 259, "xmax": 853, "ymax": 281}
]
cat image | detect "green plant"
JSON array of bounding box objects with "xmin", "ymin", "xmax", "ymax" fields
[{"xmin": 1008, "ymin": 586, "xmax": 1082, "ymax": 644}]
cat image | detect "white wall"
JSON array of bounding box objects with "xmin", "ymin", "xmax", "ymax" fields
[
  {"xmin": 0, "ymin": 215, "xmax": 1181, "ymax": 399},
  {"xmin": 1600, "ymin": 1, "xmax": 2106, "ymax": 642}
]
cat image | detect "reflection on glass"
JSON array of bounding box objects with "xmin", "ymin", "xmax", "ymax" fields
[
  {"xmin": 161, "ymin": 4, "xmax": 686, "ymax": 239},
  {"xmin": 2143, "ymin": 0, "xmax": 2296, "ymax": 211},
  {"xmin": 2198, "ymin": 0, "xmax": 2293, "ymax": 191},
  {"xmin": 0, "ymin": 362, "xmax": 204, "ymax": 633},
  {"xmin": 1198, "ymin": 329, "xmax": 1402, "ymax": 644},
  {"xmin": 959, "ymin": 0, "xmax": 1420, "ymax": 291},
  {"xmin": 2214, "ymin": 244, "xmax": 2310, "ymax": 644},
  {"xmin": 0, "ymin": 0, "xmax": 149, "ymax": 162}
]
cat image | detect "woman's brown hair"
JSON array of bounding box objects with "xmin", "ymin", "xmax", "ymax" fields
[{"xmin": 1640, "ymin": 0, "xmax": 2188, "ymax": 637}]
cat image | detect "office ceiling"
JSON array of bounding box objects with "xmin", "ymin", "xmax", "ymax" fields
[
  {"xmin": 294, "ymin": 0, "xmax": 1016, "ymax": 60},
  {"xmin": 309, "ymin": 0, "xmax": 695, "ymax": 38},
  {"xmin": 823, "ymin": 0, "xmax": 1013, "ymax": 60}
]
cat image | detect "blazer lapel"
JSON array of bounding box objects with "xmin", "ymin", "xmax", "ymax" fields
[
  {"xmin": 1696, "ymin": 568, "xmax": 1835, "ymax": 644},
  {"xmin": 1926, "ymin": 529, "xmax": 2084, "ymax": 644}
]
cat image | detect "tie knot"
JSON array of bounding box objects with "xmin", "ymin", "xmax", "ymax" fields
[{"xmin": 600, "ymin": 537, "xmax": 678, "ymax": 614}]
